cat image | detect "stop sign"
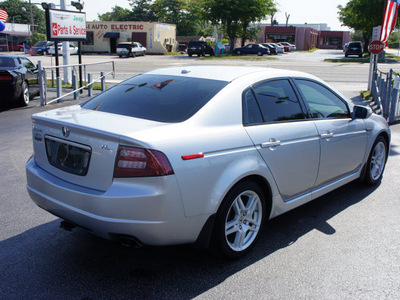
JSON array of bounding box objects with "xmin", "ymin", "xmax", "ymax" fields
[{"xmin": 368, "ymin": 40, "xmax": 385, "ymax": 55}]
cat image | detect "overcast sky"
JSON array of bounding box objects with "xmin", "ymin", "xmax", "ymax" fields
[{"xmin": 80, "ymin": 0, "xmax": 351, "ymax": 31}]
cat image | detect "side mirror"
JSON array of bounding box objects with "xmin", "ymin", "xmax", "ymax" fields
[{"xmin": 352, "ymin": 105, "xmax": 372, "ymax": 119}]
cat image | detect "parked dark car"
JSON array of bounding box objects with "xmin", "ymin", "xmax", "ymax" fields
[
  {"xmin": 0, "ymin": 55, "xmax": 40, "ymax": 106},
  {"xmin": 187, "ymin": 41, "xmax": 214, "ymax": 57},
  {"xmin": 262, "ymin": 43, "xmax": 278, "ymax": 55},
  {"xmin": 32, "ymin": 41, "xmax": 53, "ymax": 55},
  {"xmin": 345, "ymin": 42, "xmax": 363, "ymax": 58},
  {"xmin": 233, "ymin": 43, "xmax": 270, "ymax": 56}
]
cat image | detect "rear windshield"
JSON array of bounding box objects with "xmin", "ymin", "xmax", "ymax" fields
[
  {"xmin": 0, "ymin": 57, "xmax": 15, "ymax": 67},
  {"xmin": 81, "ymin": 74, "xmax": 229, "ymax": 123},
  {"xmin": 117, "ymin": 43, "xmax": 130, "ymax": 49},
  {"xmin": 349, "ymin": 43, "xmax": 361, "ymax": 48}
]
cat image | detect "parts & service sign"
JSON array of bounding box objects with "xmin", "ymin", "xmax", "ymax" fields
[{"xmin": 48, "ymin": 9, "xmax": 86, "ymax": 41}]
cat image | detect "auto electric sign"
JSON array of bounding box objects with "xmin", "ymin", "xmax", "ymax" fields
[{"xmin": 46, "ymin": 8, "xmax": 86, "ymax": 41}]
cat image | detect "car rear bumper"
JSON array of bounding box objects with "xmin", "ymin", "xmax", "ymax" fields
[
  {"xmin": 0, "ymin": 82, "xmax": 19, "ymax": 102},
  {"xmin": 26, "ymin": 156, "xmax": 208, "ymax": 246}
]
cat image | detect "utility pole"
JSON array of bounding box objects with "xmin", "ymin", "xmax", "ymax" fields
[
  {"xmin": 60, "ymin": 0, "xmax": 71, "ymax": 84},
  {"xmin": 28, "ymin": 0, "xmax": 34, "ymax": 36}
]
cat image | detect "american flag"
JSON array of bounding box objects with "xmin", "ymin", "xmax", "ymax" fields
[
  {"xmin": 0, "ymin": 9, "xmax": 8, "ymax": 23},
  {"xmin": 380, "ymin": 0, "xmax": 400, "ymax": 45}
]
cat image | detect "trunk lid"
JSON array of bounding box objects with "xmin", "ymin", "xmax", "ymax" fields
[{"xmin": 32, "ymin": 105, "xmax": 168, "ymax": 191}]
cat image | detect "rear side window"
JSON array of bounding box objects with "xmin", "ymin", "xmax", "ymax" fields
[
  {"xmin": 0, "ymin": 57, "xmax": 15, "ymax": 67},
  {"xmin": 253, "ymin": 79, "xmax": 306, "ymax": 122},
  {"xmin": 295, "ymin": 79, "xmax": 350, "ymax": 119},
  {"xmin": 81, "ymin": 74, "xmax": 228, "ymax": 123}
]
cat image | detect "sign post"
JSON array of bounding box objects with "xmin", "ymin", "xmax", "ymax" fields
[
  {"xmin": 368, "ymin": 38, "xmax": 385, "ymax": 91},
  {"xmin": 44, "ymin": 6, "xmax": 86, "ymax": 84}
]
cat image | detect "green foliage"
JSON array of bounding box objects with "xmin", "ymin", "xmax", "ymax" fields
[
  {"xmin": 203, "ymin": 0, "xmax": 276, "ymax": 51},
  {"xmin": 30, "ymin": 31, "xmax": 46, "ymax": 45},
  {"xmin": 129, "ymin": 0, "xmax": 157, "ymax": 22},
  {"xmin": 337, "ymin": 0, "xmax": 400, "ymax": 48},
  {"xmin": 98, "ymin": 5, "xmax": 133, "ymax": 21},
  {"xmin": 0, "ymin": 0, "xmax": 46, "ymax": 33}
]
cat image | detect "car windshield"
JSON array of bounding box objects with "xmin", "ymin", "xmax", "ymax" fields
[
  {"xmin": 81, "ymin": 74, "xmax": 229, "ymax": 123},
  {"xmin": 0, "ymin": 57, "xmax": 15, "ymax": 67},
  {"xmin": 34, "ymin": 41, "xmax": 47, "ymax": 47}
]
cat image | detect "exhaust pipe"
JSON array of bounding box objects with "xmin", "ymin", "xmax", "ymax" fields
[{"xmin": 118, "ymin": 235, "xmax": 143, "ymax": 248}]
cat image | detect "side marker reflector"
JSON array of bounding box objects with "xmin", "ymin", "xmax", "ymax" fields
[{"xmin": 181, "ymin": 153, "xmax": 204, "ymax": 160}]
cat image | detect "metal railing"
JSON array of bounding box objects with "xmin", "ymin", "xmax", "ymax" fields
[
  {"xmin": 38, "ymin": 60, "xmax": 115, "ymax": 106},
  {"xmin": 370, "ymin": 68, "xmax": 400, "ymax": 124}
]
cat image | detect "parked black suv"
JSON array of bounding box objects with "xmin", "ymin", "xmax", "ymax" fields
[
  {"xmin": 345, "ymin": 41, "xmax": 363, "ymax": 58},
  {"xmin": 187, "ymin": 41, "xmax": 214, "ymax": 57}
]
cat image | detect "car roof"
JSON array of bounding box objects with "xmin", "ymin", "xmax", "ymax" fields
[
  {"xmin": 145, "ymin": 65, "xmax": 316, "ymax": 82},
  {"xmin": 0, "ymin": 55, "xmax": 27, "ymax": 59}
]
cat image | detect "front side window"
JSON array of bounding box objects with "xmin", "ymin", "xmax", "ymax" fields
[
  {"xmin": 253, "ymin": 79, "xmax": 306, "ymax": 122},
  {"xmin": 295, "ymin": 79, "xmax": 350, "ymax": 119},
  {"xmin": 81, "ymin": 74, "xmax": 228, "ymax": 123}
]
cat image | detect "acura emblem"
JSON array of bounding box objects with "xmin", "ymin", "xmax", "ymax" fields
[{"xmin": 62, "ymin": 126, "xmax": 70, "ymax": 137}]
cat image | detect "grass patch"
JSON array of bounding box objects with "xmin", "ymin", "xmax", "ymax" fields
[
  {"xmin": 385, "ymin": 53, "xmax": 400, "ymax": 61},
  {"xmin": 201, "ymin": 54, "xmax": 276, "ymax": 60},
  {"xmin": 46, "ymin": 80, "xmax": 105, "ymax": 90},
  {"xmin": 324, "ymin": 56, "xmax": 370, "ymax": 63},
  {"xmin": 295, "ymin": 48, "xmax": 319, "ymax": 53},
  {"xmin": 360, "ymin": 90, "xmax": 373, "ymax": 100}
]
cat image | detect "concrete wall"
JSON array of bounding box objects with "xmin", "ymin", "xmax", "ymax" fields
[{"xmin": 82, "ymin": 21, "xmax": 176, "ymax": 54}]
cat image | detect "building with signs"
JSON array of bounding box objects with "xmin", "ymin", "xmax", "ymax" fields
[
  {"xmin": 257, "ymin": 23, "xmax": 350, "ymax": 51},
  {"xmin": 0, "ymin": 23, "xmax": 31, "ymax": 51},
  {"xmin": 82, "ymin": 21, "xmax": 176, "ymax": 54}
]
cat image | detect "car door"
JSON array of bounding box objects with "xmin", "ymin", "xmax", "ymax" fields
[
  {"xmin": 243, "ymin": 79, "xmax": 320, "ymax": 201},
  {"xmin": 294, "ymin": 79, "xmax": 368, "ymax": 188},
  {"xmin": 20, "ymin": 57, "xmax": 39, "ymax": 94}
]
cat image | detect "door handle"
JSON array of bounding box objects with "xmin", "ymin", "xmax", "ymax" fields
[
  {"xmin": 261, "ymin": 139, "xmax": 281, "ymax": 148},
  {"xmin": 320, "ymin": 132, "xmax": 334, "ymax": 139}
]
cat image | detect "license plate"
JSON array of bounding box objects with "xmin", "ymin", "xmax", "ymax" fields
[{"xmin": 45, "ymin": 137, "xmax": 91, "ymax": 176}]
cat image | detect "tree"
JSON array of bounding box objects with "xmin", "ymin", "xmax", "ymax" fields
[
  {"xmin": 153, "ymin": 0, "xmax": 199, "ymax": 36},
  {"xmin": 0, "ymin": 0, "xmax": 46, "ymax": 34},
  {"xmin": 238, "ymin": 0, "xmax": 275, "ymax": 46},
  {"xmin": 97, "ymin": 5, "xmax": 133, "ymax": 21},
  {"xmin": 338, "ymin": 0, "xmax": 400, "ymax": 50},
  {"xmin": 130, "ymin": 0, "xmax": 157, "ymax": 22},
  {"xmin": 202, "ymin": 0, "xmax": 275, "ymax": 51}
]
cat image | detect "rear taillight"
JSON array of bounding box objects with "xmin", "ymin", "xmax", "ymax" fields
[
  {"xmin": 0, "ymin": 75, "xmax": 13, "ymax": 81},
  {"xmin": 114, "ymin": 146, "xmax": 174, "ymax": 178}
]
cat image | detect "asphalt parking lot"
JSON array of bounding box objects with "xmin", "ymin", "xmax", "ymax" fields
[{"xmin": 1, "ymin": 50, "xmax": 399, "ymax": 299}]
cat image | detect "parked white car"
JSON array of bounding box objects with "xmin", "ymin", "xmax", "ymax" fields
[
  {"xmin": 117, "ymin": 42, "xmax": 146, "ymax": 57},
  {"xmin": 26, "ymin": 66, "xmax": 390, "ymax": 259},
  {"xmin": 48, "ymin": 42, "xmax": 78, "ymax": 55},
  {"xmin": 270, "ymin": 43, "xmax": 284, "ymax": 53}
]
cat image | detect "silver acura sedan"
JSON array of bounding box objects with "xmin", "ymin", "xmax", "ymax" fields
[{"xmin": 26, "ymin": 66, "xmax": 390, "ymax": 259}]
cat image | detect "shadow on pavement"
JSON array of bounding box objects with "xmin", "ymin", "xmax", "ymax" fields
[{"xmin": 0, "ymin": 181, "xmax": 379, "ymax": 299}]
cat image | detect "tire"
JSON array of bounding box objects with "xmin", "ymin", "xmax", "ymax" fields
[
  {"xmin": 363, "ymin": 136, "xmax": 387, "ymax": 186},
  {"xmin": 257, "ymin": 51, "xmax": 263, "ymax": 56},
  {"xmin": 236, "ymin": 50, "xmax": 241, "ymax": 55},
  {"xmin": 345, "ymin": 53, "xmax": 348, "ymax": 58},
  {"xmin": 359, "ymin": 54, "xmax": 363, "ymax": 58},
  {"xmin": 19, "ymin": 81, "xmax": 30, "ymax": 106},
  {"xmin": 212, "ymin": 181, "xmax": 266, "ymax": 259},
  {"xmin": 118, "ymin": 55, "xmax": 122, "ymax": 58},
  {"xmin": 188, "ymin": 54, "xmax": 192, "ymax": 57}
]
